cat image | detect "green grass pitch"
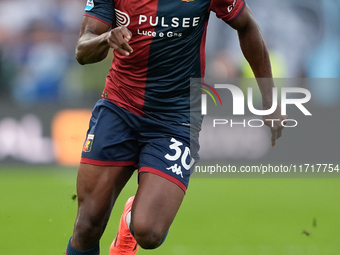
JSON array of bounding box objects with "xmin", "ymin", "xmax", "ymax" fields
[{"xmin": 0, "ymin": 165, "xmax": 339, "ymax": 255}]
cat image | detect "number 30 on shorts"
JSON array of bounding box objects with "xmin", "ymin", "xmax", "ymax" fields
[{"xmin": 165, "ymin": 138, "xmax": 195, "ymax": 170}]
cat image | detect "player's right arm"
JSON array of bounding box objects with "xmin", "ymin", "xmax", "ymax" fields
[
  {"xmin": 75, "ymin": 16, "xmax": 133, "ymax": 65},
  {"xmin": 210, "ymin": 0, "xmax": 287, "ymax": 147}
]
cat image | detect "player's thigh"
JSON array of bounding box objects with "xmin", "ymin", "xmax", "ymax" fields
[
  {"xmin": 131, "ymin": 118, "xmax": 199, "ymax": 246},
  {"xmin": 131, "ymin": 172, "xmax": 184, "ymax": 243},
  {"xmin": 76, "ymin": 163, "xmax": 135, "ymax": 222}
]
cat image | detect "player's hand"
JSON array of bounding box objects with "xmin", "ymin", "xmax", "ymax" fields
[
  {"xmin": 106, "ymin": 27, "xmax": 133, "ymax": 56},
  {"xmin": 263, "ymin": 105, "xmax": 287, "ymax": 147}
]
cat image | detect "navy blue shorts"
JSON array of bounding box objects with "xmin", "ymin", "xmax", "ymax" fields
[{"xmin": 81, "ymin": 99, "xmax": 199, "ymax": 192}]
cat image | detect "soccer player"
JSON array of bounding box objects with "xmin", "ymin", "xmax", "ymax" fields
[{"xmin": 66, "ymin": 0, "xmax": 287, "ymax": 254}]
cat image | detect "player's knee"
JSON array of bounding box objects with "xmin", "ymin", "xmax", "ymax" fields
[
  {"xmin": 75, "ymin": 217, "xmax": 100, "ymax": 237},
  {"xmin": 132, "ymin": 223, "xmax": 166, "ymax": 249}
]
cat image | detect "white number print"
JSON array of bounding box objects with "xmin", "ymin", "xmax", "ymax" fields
[
  {"xmin": 165, "ymin": 138, "xmax": 195, "ymax": 171},
  {"xmin": 181, "ymin": 147, "xmax": 195, "ymax": 170},
  {"xmin": 165, "ymin": 138, "xmax": 183, "ymax": 161}
]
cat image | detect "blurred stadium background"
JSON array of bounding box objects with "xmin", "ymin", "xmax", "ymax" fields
[{"xmin": 0, "ymin": 0, "xmax": 339, "ymax": 254}]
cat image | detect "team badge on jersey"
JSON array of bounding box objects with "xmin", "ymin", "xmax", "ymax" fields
[
  {"xmin": 83, "ymin": 134, "xmax": 94, "ymax": 152},
  {"xmin": 84, "ymin": 0, "xmax": 94, "ymax": 11}
]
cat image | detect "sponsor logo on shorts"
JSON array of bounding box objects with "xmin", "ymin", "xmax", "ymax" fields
[
  {"xmin": 166, "ymin": 164, "xmax": 183, "ymax": 178},
  {"xmin": 83, "ymin": 134, "xmax": 94, "ymax": 153}
]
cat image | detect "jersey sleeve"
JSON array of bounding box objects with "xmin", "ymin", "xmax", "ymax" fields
[
  {"xmin": 210, "ymin": 0, "xmax": 246, "ymax": 24},
  {"xmin": 84, "ymin": 0, "xmax": 115, "ymax": 27}
]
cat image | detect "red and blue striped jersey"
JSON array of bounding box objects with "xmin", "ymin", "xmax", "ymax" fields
[{"xmin": 84, "ymin": 0, "xmax": 246, "ymax": 127}]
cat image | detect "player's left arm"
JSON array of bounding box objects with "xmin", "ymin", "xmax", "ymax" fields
[{"xmin": 229, "ymin": 5, "xmax": 287, "ymax": 147}]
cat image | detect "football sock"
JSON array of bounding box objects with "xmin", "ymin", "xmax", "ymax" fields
[{"xmin": 66, "ymin": 237, "xmax": 100, "ymax": 255}]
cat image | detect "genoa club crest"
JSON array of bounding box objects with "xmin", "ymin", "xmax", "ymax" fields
[{"xmin": 83, "ymin": 134, "xmax": 94, "ymax": 153}]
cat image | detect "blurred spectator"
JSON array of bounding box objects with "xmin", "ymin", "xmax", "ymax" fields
[
  {"xmin": 0, "ymin": 26, "xmax": 16, "ymax": 100},
  {"xmin": 0, "ymin": 0, "xmax": 84, "ymax": 104},
  {"xmin": 306, "ymin": 0, "xmax": 340, "ymax": 106},
  {"xmin": 12, "ymin": 20, "xmax": 70, "ymax": 104},
  {"xmin": 306, "ymin": 0, "xmax": 340, "ymax": 78},
  {"xmin": 0, "ymin": 30, "xmax": 4, "ymax": 94},
  {"xmin": 206, "ymin": 0, "xmax": 323, "ymax": 79}
]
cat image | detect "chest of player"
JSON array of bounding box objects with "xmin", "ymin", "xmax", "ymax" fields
[{"xmin": 114, "ymin": 0, "xmax": 211, "ymax": 39}]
